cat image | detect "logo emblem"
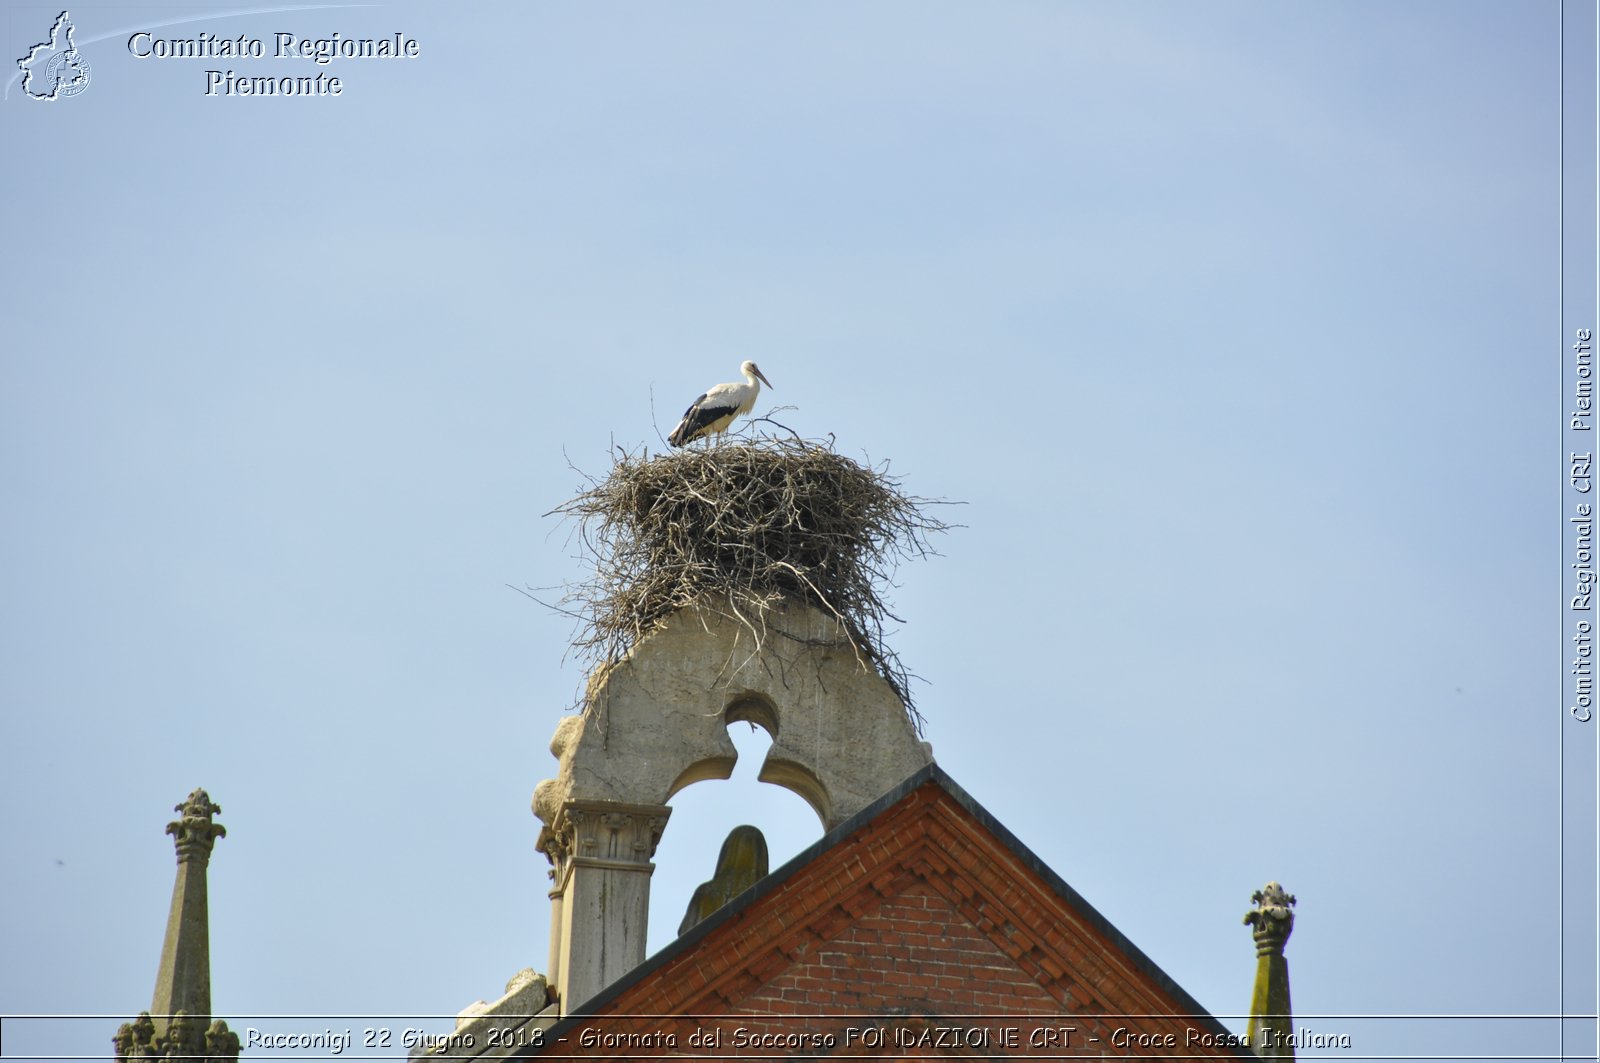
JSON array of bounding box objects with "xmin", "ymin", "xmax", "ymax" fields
[{"xmin": 17, "ymin": 11, "xmax": 91, "ymax": 101}]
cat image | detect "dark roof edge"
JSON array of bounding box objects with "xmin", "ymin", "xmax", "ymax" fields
[{"xmin": 525, "ymin": 763, "xmax": 1242, "ymax": 1054}]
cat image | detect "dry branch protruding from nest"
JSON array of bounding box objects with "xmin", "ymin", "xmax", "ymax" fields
[{"xmin": 551, "ymin": 436, "xmax": 950, "ymax": 723}]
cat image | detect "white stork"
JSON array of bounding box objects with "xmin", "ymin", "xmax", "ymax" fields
[{"xmin": 667, "ymin": 361, "xmax": 774, "ymax": 447}]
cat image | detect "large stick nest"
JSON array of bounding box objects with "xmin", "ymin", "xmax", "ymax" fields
[{"xmin": 551, "ymin": 435, "xmax": 950, "ymax": 725}]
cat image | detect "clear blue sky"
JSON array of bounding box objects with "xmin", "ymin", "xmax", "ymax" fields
[{"xmin": 0, "ymin": 2, "xmax": 1575, "ymax": 1059}]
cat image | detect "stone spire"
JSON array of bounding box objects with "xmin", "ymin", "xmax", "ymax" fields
[
  {"xmin": 114, "ymin": 788, "xmax": 240, "ymax": 1062},
  {"xmin": 1243, "ymin": 881, "xmax": 1297, "ymax": 1060}
]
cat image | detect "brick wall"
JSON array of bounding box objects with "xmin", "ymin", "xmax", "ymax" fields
[{"xmin": 537, "ymin": 780, "xmax": 1250, "ymax": 1060}]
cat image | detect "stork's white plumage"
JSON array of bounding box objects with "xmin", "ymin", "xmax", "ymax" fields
[{"xmin": 668, "ymin": 361, "xmax": 774, "ymax": 447}]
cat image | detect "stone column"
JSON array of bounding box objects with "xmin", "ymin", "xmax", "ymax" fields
[
  {"xmin": 541, "ymin": 800, "xmax": 670, "ymax": 1012},
  {"xmin": 1244, "ymin": 881, "xmax": 1297, "ymax": 1060},
  {"xmin": 543, "ymin": 869, "xmax": 565, "ymax": 999}
]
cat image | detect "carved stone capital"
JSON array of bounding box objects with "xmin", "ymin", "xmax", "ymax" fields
[
  {"xmin": 165, "ymin": 788, "xmax": 226, "ymax": 864},
  {"xmin": 552, "ymin": 800, "xmax": 670, "ymax": 878},
  {"xmin": 537, "ymin": 823, "xmax": 570, "ymax": 871},
  {"xmin": 1244, "ymin": 881, "xmax": 1296, "ymax": 956}
]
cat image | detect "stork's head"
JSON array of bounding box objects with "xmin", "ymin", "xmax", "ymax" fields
[{"xmin": 742, "ymin": 360, "xmax": 773, "ymax": 389}]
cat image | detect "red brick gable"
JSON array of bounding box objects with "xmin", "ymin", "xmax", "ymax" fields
[
  {"xmin": 529, "ymin": 769, "xmax": 1250, "ymax": 1059},
  {"xmin": 735, "ymin": 880, "xmax": 1062, "ymax": 1016}
]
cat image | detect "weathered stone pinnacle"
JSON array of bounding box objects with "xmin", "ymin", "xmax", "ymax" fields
[
  {"xmin": 152, "ymin": 789, "xmax": 224, "ymax": 1027},
  {"xmin": 1244, "ymin": 881, "xmax": 1296, "ymax": 1060},
  {"xmin": 114, "ymin": 788, "xmax": 239, "ymax": 1063}
]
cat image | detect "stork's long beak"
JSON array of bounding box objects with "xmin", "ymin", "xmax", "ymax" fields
[{"xmin": 753, "ymin": 366, "xmax": 773, "ymax": 389}]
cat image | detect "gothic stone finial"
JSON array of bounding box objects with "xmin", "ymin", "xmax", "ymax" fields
[
  {"xmin": 1244, "ymin": 880, "xmax": 1296, "ymax": 956},
  {"xmin": 206, "ymin": 1019, "xmax": 242, "ymax": 1059},
  {"xmin": 166, "ymin": 788, "xmax": 226, "ymax": 862},
  {"xmin": 114, "ymin": 1009, "xmax": 241, "ymax": 1063},
  {"xmin": 113, "ymin": 1013, "xmax": 156, "ymax": 1062},
  {"xmin": 1244, "ymin": 881, "xmax": 1297, "ymax": 1060},
  {"xmin": 165, "ymin": 1010, "xmax": 201, "ymax": 1055}
]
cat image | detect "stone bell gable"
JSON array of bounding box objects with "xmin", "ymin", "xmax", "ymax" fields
[
  {"xmin": 526, "ymin": 767, "xmax": 1253, "ymax": 1061},
  {"xmin": 532, "ymin": 599, "xmax": 932, "ymax": 1012}
]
